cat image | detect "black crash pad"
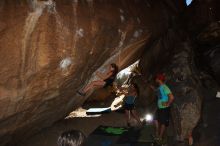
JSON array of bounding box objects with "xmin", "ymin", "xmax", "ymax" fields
[{"xmin": 83, "ymin": 125, "xmax": 155, "ymax": 146}]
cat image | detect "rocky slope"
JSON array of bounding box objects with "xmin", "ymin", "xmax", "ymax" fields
[
  {"xmin": 0, "ymin": 0, "xmax": 185, "ymax": 145},
  {"xmin": 0, "ymin": 0, "xmax": 219, "ymax": 146},
  {"xmin": 131, "ymin": 0, "xmax": 220, "ymax": 145}
]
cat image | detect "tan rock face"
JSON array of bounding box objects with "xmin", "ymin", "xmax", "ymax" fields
[{"xmin": 0, "ymin": 0, "xmax": 175, "ymax": 145}]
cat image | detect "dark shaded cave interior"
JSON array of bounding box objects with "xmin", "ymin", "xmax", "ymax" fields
[{"xmin": 0, "ymin": 0, "xmax": 219, "ymax": 146}]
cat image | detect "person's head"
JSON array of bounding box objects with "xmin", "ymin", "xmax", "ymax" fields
[
  {"xmin": 130, "ymin": 83, "xmax": 140, "ymax": 97},
  {"xmin": 155, "ymin": 73, "xmax": 166, "ymax": 84},
  {"xmin": 110, "ymin": 63, "xmax": 119, "ymax": 75},
  {"xmin": 57, "ymin": 130, "xmax": 85, "ymax": 146}
]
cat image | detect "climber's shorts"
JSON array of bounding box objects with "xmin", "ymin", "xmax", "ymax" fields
[
  {"xmin": 124, "ymin": 103, "xmax": 135, "ymax": 111},
  {"xmin": 155, "ymin": 107, "xmax": 170, "ymax": 127}
]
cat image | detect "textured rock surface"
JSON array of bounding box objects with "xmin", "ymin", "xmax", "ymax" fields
[
  {"xmin": 0, "ymin": 0, "xmax": 219, "ymax": 145},
  {"xmin": 136, "ymin": 0, "xmax": 220, "ymax": 143},
  {"xmin": 196, "ymin": 22, "xmax": 220, "ymax": 84},
  {"xmin": 185, "ymin": 0, "xmax": 220, "ymax": 84},
  {"xmin": 165, "ymin": 41, "xmax": 202, "ymax": 141},
  {"xmin": 138, "ymin": 28, "xmax": 202, "ymax": 141},
  {"xmin": 185, "ymin": 1, "xmax": 220, "ymax": 145},
  {"xmin": 0, "ymin": 0, "xmax": 182, "ymax": 145},
  {"xmin": 136, "ymin": 0, "xmax": 220, "ymax": 145}
]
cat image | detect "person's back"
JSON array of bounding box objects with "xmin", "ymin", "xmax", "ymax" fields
[
  {"xmin": 57, "ymin": 130, "xmax": 85, "ymax": 146},
  {"xmin": 156, "ymin": 84, "xmax": 171, "ymax": 109},
  {"xmin": 124, "ymin": 85, "xmax": 137, "ymax": 105}
]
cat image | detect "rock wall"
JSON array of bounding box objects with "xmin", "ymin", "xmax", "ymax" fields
[
  {"xmin": 137, "ymin": 28, "xmax": 203, "ymax": 141},
  {"xmin": 136, "ymin": 0, "xmax": 220, "ymax": 144},
  {"xmin": 0, "ymin": 0, "xmax": 183, "ymax": 145},
  {"xmin": 185, "ymin": 0, "xmax": 220, "ymax": 85},
  {"xmin": 185, "ymin": 0, "xmax": 220, "ymax": 145},
  {"xmin": 2, "ymin": 0, "xmax": 218, "ymax": 145},
  {"xmin": 165, "ymin": 41, "xmax": 202, "ymax": 141}
]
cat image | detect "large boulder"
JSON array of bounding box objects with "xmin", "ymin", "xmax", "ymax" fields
[
  {"xmin": 184, "ymin": 0, "xmax": 220, "ymax": 84},
  {"xmin": 184, "ymin": 1, "xmax": 220, "ymax": 145},
  {"xmin": 196, "ymin": 22, "xmax": 220, "ymax": 84},
  {"xmin": 165, "ymin": 41, "xmax": 202, "ymax": 141},
  {"xmin": 0, "ymin": 0, "xmax": 184, "ymax": 145},
  {"xmin": 138, "ymin": 28, "xmax": 203, "ymax": 142}
]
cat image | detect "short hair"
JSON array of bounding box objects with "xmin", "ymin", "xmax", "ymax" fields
[{"xmin": 57, "ymin": 130, "xmax": 85, "ymax": 146}]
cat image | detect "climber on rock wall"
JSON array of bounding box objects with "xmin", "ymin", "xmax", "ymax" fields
[
  {"xmin": 77, "ymin": 63, "xmax": 118, "ymax": 96},
  {"xmin": 150, "ymin": 73, "xmax": 174, "ymax": 144}
]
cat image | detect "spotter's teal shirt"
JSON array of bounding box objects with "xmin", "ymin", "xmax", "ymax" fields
[{"xmin": 156, "ymin": 84, "xmax": 172, "ymax": 109}]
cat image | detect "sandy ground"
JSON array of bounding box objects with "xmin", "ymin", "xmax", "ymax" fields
[
  {"xmin": 19, "ymin": 96, "xmax": 171, "ymax": 146},
  {"xmin": 19, "ymin": 95, "xmax": 209, "ymax": 146},
  {"xmin": 20, "ymin": 111, "xmax": 130, "ymax": 146},
  {"xmin": 20, "ymin": 108, "xmax": 177, "ymax": 146},
  {"xmin": 18, "ymin": 95, "xmax": 220, "ymax": 146},
  {"xmin": 20, "ymin": 95, "xmax": 143, "ymax": 146}
]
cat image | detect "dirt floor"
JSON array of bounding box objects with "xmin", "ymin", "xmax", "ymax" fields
[
  {"xmin": 19, "ymin": 97, "xmax": 175, "ymax": 146},
  {"xmin": 17, "ymin": 93, "xmax": 220, "ymax": 146},
  {"xmin": 20, "ymin": 111, "xmax": 129, "ymax": 146}
]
